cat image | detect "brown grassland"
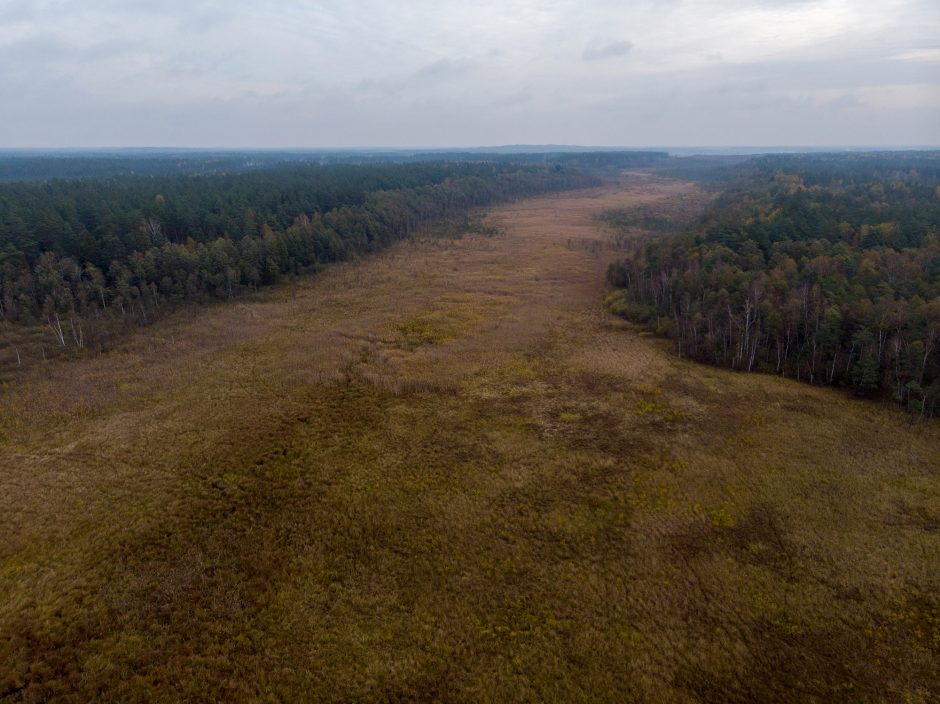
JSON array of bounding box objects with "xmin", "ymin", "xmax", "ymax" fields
[{"xmin": 1, "ymin": 173, "xmax": 938, "ymax": 702}]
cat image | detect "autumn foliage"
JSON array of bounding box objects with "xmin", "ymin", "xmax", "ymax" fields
[{"xmin": 609, "ymin": 153, "xmax": 940, "ymax": 417}]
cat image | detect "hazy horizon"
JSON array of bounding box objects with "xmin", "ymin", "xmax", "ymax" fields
[
  {"xmin": 2, "ymin": 0, "xmax": 938, "ymax": 148},
  {"xmin": 2, "ymin": 145, "xmax": 939, "ymax": 155}
]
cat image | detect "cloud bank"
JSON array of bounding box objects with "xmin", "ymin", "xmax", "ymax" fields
[{"xmin": 0, "ymin": 0, "xmax": 937, "ymax": 147}]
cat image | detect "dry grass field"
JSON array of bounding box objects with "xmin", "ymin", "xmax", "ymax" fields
[{"xmin": 1, "ymin": 173, "xmax": 938, "ymax": 702}]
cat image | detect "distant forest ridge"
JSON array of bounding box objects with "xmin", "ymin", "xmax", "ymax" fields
[
  {"xmin": 2, "ymin": 146, "xmax": 934, "ymax": 182},
  {"xmin": 0, "ymin": 150, "xmax": 670, "ymax": 182}
]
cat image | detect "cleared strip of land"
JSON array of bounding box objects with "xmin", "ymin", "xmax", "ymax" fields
[{"xmin": 1, "ymin": 174, "xmax": 938, "ymax": 702}]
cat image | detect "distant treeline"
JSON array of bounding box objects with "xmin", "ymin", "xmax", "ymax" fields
[
  {"xmin": 608, "ymin": 152, "xmax": 940, "ymax": 418},
  {"xmin": 0, "ymin": 160, "xmax": 598, "ymax": 329},
  {"xmin": 0, "ymin": 150, "xmax": 669, "ymax": 182},
  {"xmin": 0, "ymin": 153, "xmax": 290, "ymax": 182}
]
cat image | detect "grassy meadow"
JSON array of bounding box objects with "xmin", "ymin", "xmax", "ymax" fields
[{"xmin": 1, "ymin": 174, "xmax": 938, "ymax": 702}]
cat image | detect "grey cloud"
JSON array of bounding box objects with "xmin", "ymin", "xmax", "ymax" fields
[
  {"xmin": 823, "ymin": 93, "xmax": 862, "ymax": 110},
  {"xmin": 709, "ymin": 53, "xmax": 938, "ymax": 92},
  {"xmin": 0, "ymin": 35, "xmax": 142, "ymax": 80},
  {"xmin": 357, "ymin": 59, "xmax": 476, "ymax": 96},
  {"xmin": 583, "ymin": 40, "xmax": 633, "ymax": 61},
  {"xmin": 0, "ymin": 0, "xmax": 46, "ymax": 22},
  {"xmin": 416, "ymin": 59, "xmax": 475, "ymax": 80}
]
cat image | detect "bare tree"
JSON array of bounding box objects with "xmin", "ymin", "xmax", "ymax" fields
[
  {"xmin": 48, "ymin": 313, "xmax": 66, "ymax": 347},
  {"xmin": 70, "ymin": 317, "xmax": 85, "ymax": 348}
]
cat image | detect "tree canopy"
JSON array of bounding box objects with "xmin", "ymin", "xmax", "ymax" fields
[
  {"xmin": 0, "ymin": 159, "xmax": 600, "ymax": 326},
  {"xmin": 608, "ymin": 152, "xmax": 940, "ymax": 418}
]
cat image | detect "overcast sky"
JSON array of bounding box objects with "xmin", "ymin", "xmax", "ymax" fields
[{"xmin": 1, "ymin": 0, "xmax": 938, "ymax": 148}]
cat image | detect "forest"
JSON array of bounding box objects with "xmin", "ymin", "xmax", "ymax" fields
[
  {"xmin": 607, "ymin": 152, "xmax": 940, "ymax": 417},
  {"xmin": 0, "ymin": 157, "xmax": 607, "ymax": 334}
]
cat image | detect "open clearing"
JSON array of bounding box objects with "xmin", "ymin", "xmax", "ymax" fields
[{"xmin": 1, "ymin": 173, "xmax": 938, "ymax": 702}]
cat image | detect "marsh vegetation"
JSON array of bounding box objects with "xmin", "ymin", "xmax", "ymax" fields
[{"xmin": 1, "ymin": 171, "xmax": 937, "ymax": 702}]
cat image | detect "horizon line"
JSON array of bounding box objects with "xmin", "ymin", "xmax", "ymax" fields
[{"xmin": 2, "ymin": 144, "xmax": 940, "ymax": 152}]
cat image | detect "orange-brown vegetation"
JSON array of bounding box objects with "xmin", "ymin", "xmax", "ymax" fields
[{"xmin": 1, "ymin": 174, "xmax": 937, "ymax": 702}]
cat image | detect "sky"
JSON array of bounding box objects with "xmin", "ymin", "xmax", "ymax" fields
[{"xmin": 0, "ymin": 0, "xmax": 938, "ymax": 148}]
